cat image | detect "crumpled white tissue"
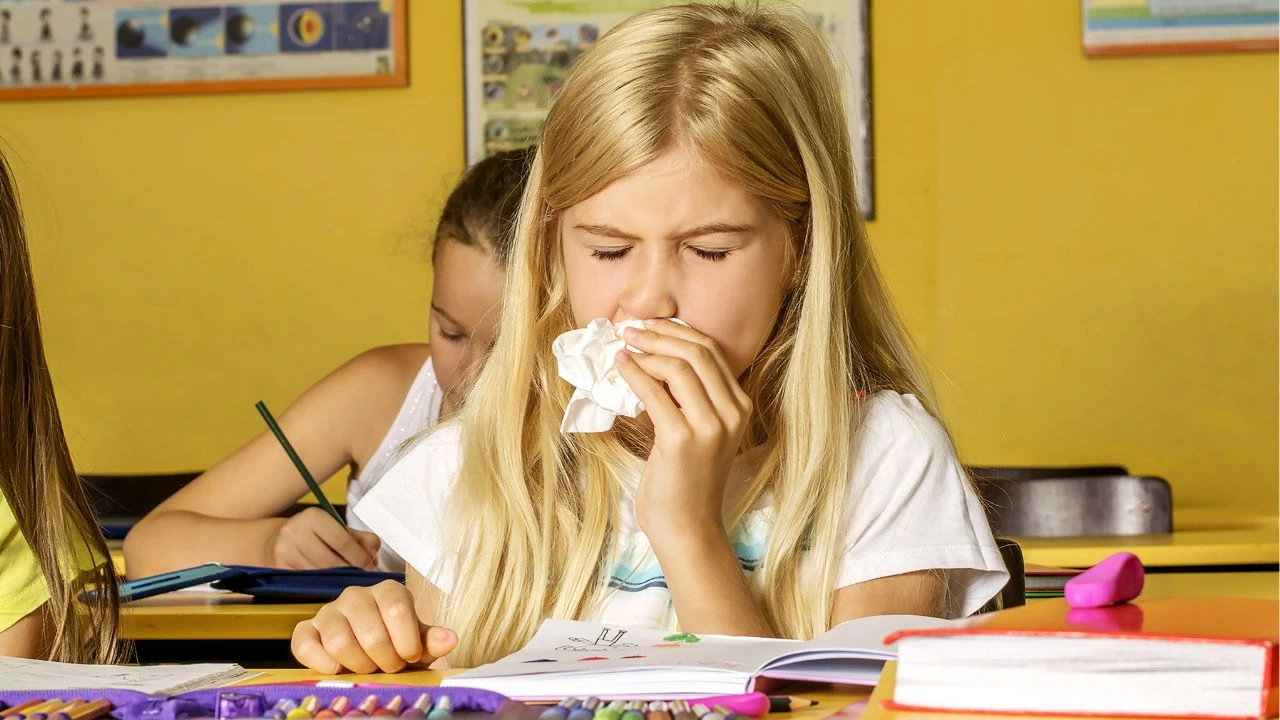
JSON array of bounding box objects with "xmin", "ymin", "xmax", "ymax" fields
[{"xmin": 553, "ymin": 317, "xmax": 686, "ymax": 434}]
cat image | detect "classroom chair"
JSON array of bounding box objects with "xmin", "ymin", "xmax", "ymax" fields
[
  {"xmin": 967, "ymin": 465, "xmax": 1129, "ymax": 483},
  {"xmin": 974, "ymin": 537, "xmax": 1026, "ymax": 614},
  {"xmin": 82, "ymin": 471, "xmax": 201, "ymax": 539},
  {"xmin": 978, "ymin": 472, "xmax": 1173, "ymax": 538}
]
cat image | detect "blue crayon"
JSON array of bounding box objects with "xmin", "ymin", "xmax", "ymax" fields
[
  {"xmin": 425, "ymin": 696, "xmax": 452, "ymax": 720},
  {"xmin": 538, "ymin": 707, "xmax": 568, "ymax": 720},
  {"xmin": 266, "ymin": 699, "xmax": 298, "ymax": 720},
  {"xmin": 567, "ymin": 698, "xmax": 598, "ymax": 720}
]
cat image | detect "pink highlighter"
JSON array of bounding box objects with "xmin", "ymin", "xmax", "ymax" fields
[{"xmin": 1063, "ymin": 551, "xmax": 1145, "ymax": 608}]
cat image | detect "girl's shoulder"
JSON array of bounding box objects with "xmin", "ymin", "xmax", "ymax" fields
[
  {"xmin": 376, "ymin": 420, "xmax": 465, "ymax": 489},
  {"xmin": 342, "ymin": 344, "xmax": 431, "ymax": 386},
  {"xmin": 853, "ymin": 390, "xmax": 952, "ymax": 455},
  {"xmin": 338, "ymin": 344, "xmax": 434, "ymax": 464}
]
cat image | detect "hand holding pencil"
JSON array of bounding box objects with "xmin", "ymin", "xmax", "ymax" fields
[
  {"xmin": 257, "ymin": 401, "xmax": 381, "ymax": 570},
  {"xmin": 269, "ymin": 506, "xmax": 380, "ymax": 570}
]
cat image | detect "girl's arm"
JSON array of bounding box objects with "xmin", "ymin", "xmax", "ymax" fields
[
  {"xmin": 123, "ymin": 345, "xmax": 427, "ymax": 578},
  {"xmin": 653, "ymin": 530, "xmax": 776, "ymax": 637},
  {"xmin": 830, "ymin": 570, "xmax": 948, "ymax": 625},
  {"xmin": 614, "ymin": 320, "xmax": 775, "ymax": 636},
  {"xmin": 0, "ymin": 606, "xmax": 46, "ymax": 659}
]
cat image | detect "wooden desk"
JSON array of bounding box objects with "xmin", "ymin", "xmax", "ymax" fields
[
  {"xmin": 120, "ymin": 570, "xmax": 1278, "ymax": 642},
  {"xmin": 239, "ymin": 669, "xmax": 873, "ymax": 720},
  {"xmin": 121, "ymin": 591, "xmax": 322, "ymax": 641},
  {"xmin": 1025, "ymin": 571, "xmax": 1278, "ymax": 604},
  {"xmin": 1017, "ymin": 508, "xmax": 1278, "ymax": 568}
]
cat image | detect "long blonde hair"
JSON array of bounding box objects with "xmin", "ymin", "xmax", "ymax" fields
[
  {"xmin": 442, "ymin": 2, "xmax": 937, "ymax": 666},
  {"xmin": 0, "ymin": 148, "xmax": 121, "ymax": 663}
]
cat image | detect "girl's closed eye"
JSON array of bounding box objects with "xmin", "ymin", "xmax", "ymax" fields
[
  {"xmin": 689, "ymin": 246, "xmax": 734, "ymax": 262},
  {"xmin": 590, "ymin": 246, "xmax": 632, "ymax": 261},
  {"xmin": 438, "ymin": 327, "xmax": 467, "ymax": 343}
]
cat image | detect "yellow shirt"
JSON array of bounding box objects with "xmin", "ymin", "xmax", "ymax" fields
[{"xmin": 0, "ymin": 492, "xmax": 50, "ymax": 632}]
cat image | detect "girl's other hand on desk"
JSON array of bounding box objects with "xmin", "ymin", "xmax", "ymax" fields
[
  {"xmin": 292, "ymin": 580, "xmax": 457, "ymax": 674},
  {"xmin": 270, "ymin": 507, "xmax": 381, "ymax": 570}
]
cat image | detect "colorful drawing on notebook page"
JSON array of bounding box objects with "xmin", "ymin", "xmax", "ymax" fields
[
  {"xmin": 557, "ymin": 627, "xmax": 638, "ymax": 652},
  {"xmin": 663, "ymin": 632, "xmax": 701, "ymax": 644},
  {"xmin": 522, "ymin": 659, "xmax": 557, "ymax": 663}
]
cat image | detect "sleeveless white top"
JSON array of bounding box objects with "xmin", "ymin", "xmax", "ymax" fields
[{"xmin": 346, "ymin": 355, "xmax": 443, "ymax": 571}]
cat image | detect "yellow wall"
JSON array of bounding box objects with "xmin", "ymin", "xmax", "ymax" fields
[
  {"xmin": 2, "ymin": 2, "xmax": 1275, "ymax": 511},
  {"xmin": 868, "ymin": 2, "xmax": 1278, "ymax": 511}
]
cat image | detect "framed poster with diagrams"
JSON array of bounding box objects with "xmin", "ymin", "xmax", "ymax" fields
[
  {"xmin": 1082, "ymin": 0, "xmax": 1278, "ymax": 56},
  {"xmin": 463, "ymin": 1, "xmax": 875, "ymax": 218},
  {"xmin": 0, "ymin": 0, "xmax": 406, "ymax": 101}
]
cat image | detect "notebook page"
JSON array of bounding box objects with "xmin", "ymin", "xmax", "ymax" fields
[
  {"xmin": 446, "ymin": 619, "xmax": 797, "ymax": 685},
  {"xmin": 0, "ymin": 657, "xmax": 256, "ymax": 694}
]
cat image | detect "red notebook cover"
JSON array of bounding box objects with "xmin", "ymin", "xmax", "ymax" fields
[{"xmin": 883, "ymin": 597, "xmax": 1279, "ymax": 719}]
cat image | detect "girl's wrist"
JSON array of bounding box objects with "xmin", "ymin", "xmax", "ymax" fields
[{"xmin": 646, "ymin": 519, "xmax": 733, "ymax": 561}]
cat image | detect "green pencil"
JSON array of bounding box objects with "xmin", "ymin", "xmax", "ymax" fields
[{"xmin": 255, "ymin": 400, "xmax": 346, "ymax": 527}]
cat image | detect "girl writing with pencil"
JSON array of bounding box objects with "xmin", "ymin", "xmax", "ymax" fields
[
  {"xmin": 124, "ymin": 148, "xmax": 534, "ymax": 577},
  {"xmin": 292, "ymin": 3, "xmax": 1008, "ymax": 674},
  {"xmin": 0, "ymin": 148, "xmax": 121, "ymax": 661}
]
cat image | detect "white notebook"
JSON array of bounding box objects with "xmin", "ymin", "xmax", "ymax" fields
[
  {"xmin": 0, "ymin": 657, "xmax": 256, "ymax": 694},
  {"xmin": 443, "ymin": 616, "xmax": 955, "ymax": 700}
]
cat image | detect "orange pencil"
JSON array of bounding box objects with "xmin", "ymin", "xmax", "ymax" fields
[{"xmin": 65, "ymin": 700, "xmax": 112, "ymax": 720}]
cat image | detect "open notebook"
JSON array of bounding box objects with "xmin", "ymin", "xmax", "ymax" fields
[
  {"xmin": 443, "ymin": 616, "xmax": 956, "ymax": 700},
  {"xmin": 0, "ymin": 657, "xmax": 256, "ymax": 694}
]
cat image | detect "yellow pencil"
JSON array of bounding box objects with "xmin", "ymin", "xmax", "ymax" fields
[{"xmin": 64, "ymin": 700, "xmax": 112, "ymax": 720}]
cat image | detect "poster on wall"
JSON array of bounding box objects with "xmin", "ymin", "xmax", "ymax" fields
[
  {"xmin": 0, "ymin": 0, "xmax": 406, "ymax": 101},
  {"xmin": 463, "ymin": 0, "xmax": 875, "ymax": 218},
  {"xmin": 1082, "ymin": 0, "xmax": 1278, "ymax": 56}
]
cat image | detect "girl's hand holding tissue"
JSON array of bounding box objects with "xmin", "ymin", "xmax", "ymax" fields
[{"xmin": 612, "ymin": 317, "xmax": 752, "ymax": 539}]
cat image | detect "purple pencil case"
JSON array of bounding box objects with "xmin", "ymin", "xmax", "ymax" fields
[{"xmin": 0, "ymin": 684, "xmax": 533, "ymax": 720}]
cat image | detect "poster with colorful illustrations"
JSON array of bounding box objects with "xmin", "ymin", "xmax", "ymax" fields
[
  {"xmin": 463, "ymin": 0, "xmax": 874, "ymax": 217},
  {"xmin": 0, "ymin": 0, "xmax": 406, "ymax": 101},
  {"xmin": 1082, "ymin": 0, "xmax": 1278, "ymax": 56}
]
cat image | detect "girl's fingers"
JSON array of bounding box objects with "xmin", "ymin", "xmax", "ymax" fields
[
  {"xmin": 614, "ymin": 351, "xmax": 687, "ymax": 433},
  {"xmin": 623, "ymin": 324, "xmax": 748, "ymax": 422},
  {"xmin": 312, "ymin": 605, "xmax": 379, "ymax": 675},
  {"xmin": 297, "ymin": 536, "xmax": 348, "ymax": 570},
  {"xmin": 625, "ymin": 352, "xmax": 721, "ymax": 429},
  {"xmin": 643, "ymin": 319, "xmax": 740, "ymax": 386},
  {"xmin": 370, "ymin": 581, "xmax": 424, "ymax": 665},
  {"xmin": 291, "ymin": 621, "xmax": 344, "ymax": 675},
  {"xmin": 420, "ymin": 626, "xmax": 459, "ymax": 667},
  {"xmin": 313, "ymin": 519, "xmax": 379, "ymax": 568}
]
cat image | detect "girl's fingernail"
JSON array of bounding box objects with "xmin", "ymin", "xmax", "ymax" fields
[
  {"xmin": 623, "ymin": 326, "xmax": 640, "ymax": 339},
  {"xmin": 643, "ymin": 318, "xmax": 659, "ymax": 326},
  {"xmin": 615, "ymin": 350, "xmax": 632, "ymax": 364}
]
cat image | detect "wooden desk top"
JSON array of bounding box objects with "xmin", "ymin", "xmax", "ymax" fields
[
  {"xmin": 111, "ymin": 509, "xmax": 1277, "ymax": 582},
  {"xmin": 120, "ymin": 571, "xmax": 1278, "ymax": 642},
  {"xmin": 121, "ymin": 591, "xmax": 323, "ymax": 641},
  {"xmin": 1017, "ymin": 507, "xmax": 1278, "ymax": 568}
]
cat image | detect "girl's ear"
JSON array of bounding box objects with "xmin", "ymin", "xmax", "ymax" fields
[{"xmin": 787, "ymin": 212, "xmax": 811, "ymax": 293}]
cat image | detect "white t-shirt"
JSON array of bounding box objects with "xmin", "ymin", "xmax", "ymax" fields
[
  {"xmin": 354, "ymin": 391, "xmax": 1009, "ymax": 627},
  {"xmin": 346, "ymin": 356, "xmax": 443, "ymax": 572}
]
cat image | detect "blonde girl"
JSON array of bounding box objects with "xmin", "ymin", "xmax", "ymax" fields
[{"xmin": 293, "ymin": 2, "xmax": 1007, "ymax": 674}]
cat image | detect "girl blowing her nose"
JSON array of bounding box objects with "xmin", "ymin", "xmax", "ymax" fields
[{"xmin": 293, "ymin": 2, "xmax": 1007, "ymax": 674}]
